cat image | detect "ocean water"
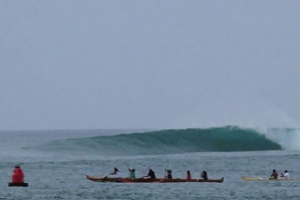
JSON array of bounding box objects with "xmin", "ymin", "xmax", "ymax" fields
[{"xmin": 1, "ymin": 126, "xmax": 300, "ymax": 200}]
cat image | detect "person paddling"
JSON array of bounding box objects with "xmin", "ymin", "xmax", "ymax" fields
[
  {"xmin": 109, "ymin": 167, "xmax": 120, "ymax": 177},
  {"xmin": 102, "ymin": 167, "xmax": 120, "ymax": 181},
  {"xmin": 128, "ymin": 168, "xmax": 136, "ymax": 179},
  {"xmin": 186, "ymin": 170, "xmax": 192, "ymax": 180},
  {"xmin": 165, "ymin": 169, "xmax": 173, "ymax": 179},
  {"xmin": 271, "ymin": 169, "xmax": 278, "ymax": 179},
  {"xmin": 283, "ymin": 170, "xmax": 289, "ymax": 178},
  {"xmin": 143, "ymin": 168, "xmax": 156, "ymax": 179},
  {"xmin": 201, "ymin": 171, "xmax": 208, "ymax": 180}
]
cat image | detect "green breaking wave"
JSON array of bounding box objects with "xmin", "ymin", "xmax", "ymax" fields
[{"xmin": 34, "ymin": 126, "xmax": 282, "ymax": 156}]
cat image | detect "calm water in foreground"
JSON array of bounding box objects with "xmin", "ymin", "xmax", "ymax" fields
[{"xmin": 0, "ymin": 131, "xmax": 299, "ymax": 200}]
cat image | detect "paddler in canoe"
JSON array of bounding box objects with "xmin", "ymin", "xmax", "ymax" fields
[
  {"xmin": 186, "ymin": 170, "xmax": 192, "ymax": 180},
  {"xmin": 197, "ymin": 171, "xmax": 208, "ymax": 181},
  {"xmin": 128, "ymin": 168, "xmax": 136, "ymax": 179},
  {"xmin": 270, "ymin": 169, "xmax": 278, "ymax": 179},
  {"xmin": 280, "ymin": 170, "xmax": 290, "ymax": 179},
  {"xmin": 100, "ymin": 167, "xmax": 121, "ymax": 181},
  {"xmin": 106, "ymin": 167, "xmax": 121, "ymax": 178},
  {"xmin": 142, "ymin": 168, "xmax": 156, "ymax": 179},
  {"xmin": 165, "ymin": 169, "xmax": 173, "ymax": 179}
]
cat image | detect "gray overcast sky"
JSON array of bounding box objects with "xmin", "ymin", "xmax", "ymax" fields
[{"xmin": 1, "ymin": 1, "xmax": 300, "ymax": 130}]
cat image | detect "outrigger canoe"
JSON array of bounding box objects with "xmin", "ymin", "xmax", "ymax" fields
[
  {"xmin": 158, "ymin": 177, "xmax": 224, "ymax": 183},
  {"xmin": 242, "ymin": 176, "xmax": 298, "ymax": 181},
  {"xmin": 86, "ymin": 175, "xmax": 224, "ymax": 183},
  {"xmin": 86, "ymin": 175, "xmax": 124, "ymax": 182}
]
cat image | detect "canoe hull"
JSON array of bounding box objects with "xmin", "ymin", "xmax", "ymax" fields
[
  {"xmin": 86, "ymin": 175, "xmax": 124, "ymax": 182},
  {"xmin": 159, "ymin": 177, "xmax": 224, "ymax": 183},
  {"xmin": 123, "ymin": 179, "xmax": 161, "ymax": 183},
  {"xmin": 86, "ymin": 175, "xmax": 224, "ymax": 183},
  {"xmin": 242, "ymin": 176, "xmax": 297, "ymax": 181}
]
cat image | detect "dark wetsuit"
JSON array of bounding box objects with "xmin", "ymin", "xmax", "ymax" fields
[
  {"xmin": 166, "ymin": 170, "xmax": 172, "ymax": 179},
  {"xmin": 201, "ymin": 171, "xmax": 208, "ymax": 180},
  {"xmin": 146, "ymin": 170, "xmax": 156, "ymax": 179}
]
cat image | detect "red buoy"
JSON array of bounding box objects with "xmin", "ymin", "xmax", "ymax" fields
[{"xmin": 8, "ymin": 165, "xmax": 28, "ymax": 187}]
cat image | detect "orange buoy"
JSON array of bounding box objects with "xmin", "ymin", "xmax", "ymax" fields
[{"xmin": 8, "ymin": 165, "xmax": 28, "ymax": 187}]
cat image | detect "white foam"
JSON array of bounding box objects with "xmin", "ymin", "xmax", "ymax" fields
[{"xmin": 257, "ymin": 128, "xmax": 300, "ymax": 150}]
